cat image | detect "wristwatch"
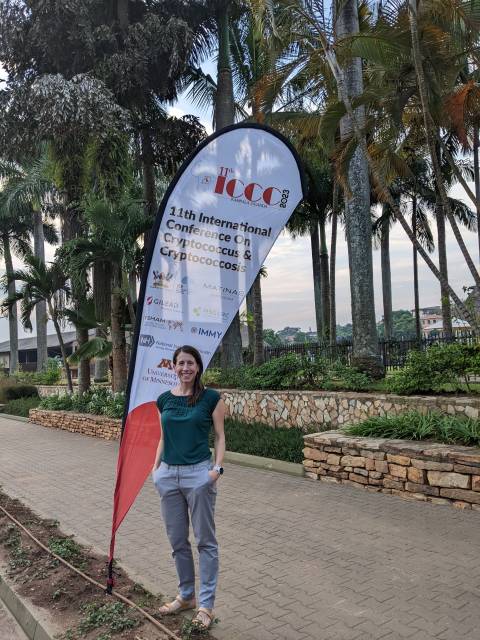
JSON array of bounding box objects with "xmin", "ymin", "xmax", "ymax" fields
[{"xmin": 213, "ymin": 464, "xmax": 224, "ymax": 475}]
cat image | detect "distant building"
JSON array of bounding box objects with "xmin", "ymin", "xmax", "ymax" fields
[
  {"xmin": 0, "ymin": 332, "xmax": 76, "ymax": 372},
  {"xmin": 424, "ymin": 318, "xmax": 470, "ymax": 336},
  {"xmin": 410, "ymin": 306, "xmax": 443, "ymax": 333},
  {"xmin": 277, "ymin": 327, "xmax": 302, "ymax": 343}
]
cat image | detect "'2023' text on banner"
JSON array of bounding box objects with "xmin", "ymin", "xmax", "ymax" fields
[{"xmin": 107, "ymin": 124, "xmax": 304, "ymax": 578}]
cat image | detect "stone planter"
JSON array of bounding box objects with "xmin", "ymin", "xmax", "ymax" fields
[
  {"xmin": 220, "ymin": 388, "xmax": 480, "ymax": 430},
  {"xmin": 303, "ymin": 430, "xmax": 480, "ymax": 510},
  {"xmin": 29, "ymin": 409, "xmax": 121, "ymax": 440}
]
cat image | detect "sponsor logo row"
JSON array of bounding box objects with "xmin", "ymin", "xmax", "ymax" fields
[
  {"xmin": 139, "ymin": 324, "xmax": 223, "ymax": 349},
  {"xmin": 145, "ymin": 295, "xmax": 230, "ymax": 321},
  {"xmin": 151, "ymin": 271, "xmax": 245, "ymax": 300}
]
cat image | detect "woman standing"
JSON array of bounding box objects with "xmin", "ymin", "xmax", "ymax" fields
[{"xmin": 152, "ymin": 345, "xmax": 225, "ymax": 631}]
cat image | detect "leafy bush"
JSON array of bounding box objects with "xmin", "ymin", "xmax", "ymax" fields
[
  {"xmin": 39, "ymin": 388, "xmax": 125, "ymax": 418},
  {"xmin": 345, "ymin": 410, "xmax": 480, "ymax": 447},
  {"xmin": 0, "ymin": 396, "xmax": 41, "ymax": 417},
  {"xmin": 0, "ymin": 381, "xmax": 39, "ymax": 403},
  {"xmin": 387, "ymin": 343, "xmax": 480, "ymax": 395},
  {"xmin": 15, "ymin": 358, "xmax": 63, "ymax": 385},
  {"xmin": 209, "ymin": 419, "xmax": 308, "ymax": 463},
  {"xmin": 204, "ymin": 355, "xmax": 372, "ymax": 392}
]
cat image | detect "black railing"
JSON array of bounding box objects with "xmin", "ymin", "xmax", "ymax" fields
[{"xmin": 210, "ymin": 331, "xmax": 478, "ymax": 371}]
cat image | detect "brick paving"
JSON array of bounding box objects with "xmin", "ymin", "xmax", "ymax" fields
[{"xmin": 1, "ymin": 416, "xmax": 480, "ymax": 640}]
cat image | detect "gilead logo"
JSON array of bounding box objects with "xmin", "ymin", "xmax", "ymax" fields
[{"xmin": 214, "ymin": 167, "xmax": 290, "ymax": 208}]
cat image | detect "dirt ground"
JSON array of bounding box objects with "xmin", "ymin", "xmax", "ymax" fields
[{"xmin": 0, "ymin": 489, "xmax": 211, "ymax": 640}]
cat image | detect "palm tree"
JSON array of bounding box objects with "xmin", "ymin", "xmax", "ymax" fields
[
  {"xmin": 0, "ymin": 210, "xmax": 31, "ymax": 374},
  {"xmin": 333, "ymin": 0, "xmax": 382, "ymax": 375},
  {"xmin": 408, "ymin": 0, "xmax": 480, "ymax": 292},
  {"xmin": 3, "ymin": 255, "xmax": 73, "ymax": 391},
  {"xmin": 0, "ymin": 151, "xmax": 59, "ymax": 371},
  {"xmin": 59, "ymin": 195, "xmax": 151, "ymax": 393},
  {"xmin": 286, "ymin": 0, "xmax": 480, "ymax": 333}
]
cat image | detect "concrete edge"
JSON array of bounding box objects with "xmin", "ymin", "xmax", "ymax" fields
[
  {"xmin": 0, "ymin": 414, "xmax": 30, "ymax": 423},
  {"xmin": 221, "ymin": 450, "xmax": 304, "ymax": 477},
  {"xmin": 0, "ymin": 571, "xmax": 54, "ymax": 640}
]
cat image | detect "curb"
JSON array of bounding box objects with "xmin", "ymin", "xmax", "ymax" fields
[
  {"xmin": 221, "ymin": 450, "xmax": 304, "ymax": 477},
  {"xmin": 3, "ymin": 414, "xmax": 304, "ymax": 478},
  {"xmin": 0, "ymin": 413, "xmax": 30, "ymax": 423},
  {"xmin": 0, "ymin": 572, "xmax": 54, "ymax": 640}
]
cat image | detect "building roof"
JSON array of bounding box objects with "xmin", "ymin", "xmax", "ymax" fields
[
  {"xmin": 426, "ymin": 319, "xmax": 470, "ymax": 331},
  {"xmin": 0, "ymin": 331, "xmax": 78, "ymax": 354}
]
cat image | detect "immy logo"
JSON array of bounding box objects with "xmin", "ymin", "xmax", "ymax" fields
[
  {"xmin": 191, "ymin": 326, "xmax": 223, "ymax": 339},
  {"xmin": 213, "ymin": 166, "xmax": 290, "ymax": 208}
]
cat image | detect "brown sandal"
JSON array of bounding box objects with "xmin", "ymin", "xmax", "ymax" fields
[
  {"xmin": 192, "ymin": 607, "xmax": 214, "ymax": 630},
  {"xmin": 159, "ymin": 595, "xmax": 196, "ymax": 615}
]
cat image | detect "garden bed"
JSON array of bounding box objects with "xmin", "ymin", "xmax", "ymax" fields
[
  {"xmin": 303, "ymin": 430, "xmax": 480, "ymax": 510},
  {"xmin": 0, "ymin": 490, "xmax": 209, "ymax": 639}
]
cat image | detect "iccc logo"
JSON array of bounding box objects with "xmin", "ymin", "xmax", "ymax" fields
[{"xmin": 212, "ymin": 167, "xmax": 290, "ymax": 209}]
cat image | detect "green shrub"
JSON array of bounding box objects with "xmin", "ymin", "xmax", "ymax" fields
[
  {"xmin": 209, "ymin": 419, "xmax": 307, "ymax": 463},
  {"xmin": 345, "ymin": 410, "xmax": 480, "ymax": 447},
  {"xmin": 15, "ymin": 358, "xmax": 63, "ymax": 385},
  {"xmin": 387, "ymin": 343, "xmax": 480, "ymax": 395},
  {"xmin": 0, "ymin": 396, "xmax": 41, "ymax": 417},
  {"xmin": 204, "ymin": 355, "xmax": 372, "ymax": 392},
  {"xmin": 39, "ymin": 388, "xmax": 125, "ymax": 418},
  {"xmin": 0, "ymin": 381, "xmax": 39, "ymax": 403}
]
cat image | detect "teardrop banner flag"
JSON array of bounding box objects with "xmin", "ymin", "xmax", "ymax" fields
[{"xmin": 107, "ymin": 123, "xmax": 305, "ymax": 588}]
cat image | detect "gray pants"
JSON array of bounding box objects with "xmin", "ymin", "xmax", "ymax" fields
[{"xmin": 153, "ymin": 459, "xmax": 218, "ymax": 609}]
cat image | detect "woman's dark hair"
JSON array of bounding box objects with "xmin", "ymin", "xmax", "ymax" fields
[{"xmin": 172, "ymin": 345, "xmax": 204, "ymax": 405}]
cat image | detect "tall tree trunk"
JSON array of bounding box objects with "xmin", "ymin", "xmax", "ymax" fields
[
  {"xmin": 141, "ymin": 128, "xmax": 157, "ymax": 250},
  {"xmin": 214, "ymin": 4, "xmax": 235, "ymax": 129},
  {"xmin": 246, "ymin": 289, "xmax": 255, "ymax": 351},
  {"xmin": 111, "ymin": 264, "xmax": 127, "ymax": 392},
  {"xmin": 252, "ymin": 274, "xmax": 264, "ymax": 365},
  {"xmin": 93, "ymin": 260, "xmax": 112, "ymax": 382},
  {"xmin": 33, "ymin": 209, "xmax": 48, "ymax": 371},
  {"xmin": 380, "ymin": 207, "xmax": 393, "ymax": 340},
  {"xmin": 329, "ymin": 184, "xmax": 339, "ymax": 345},
  {"xmin": 48, "ymin": 303, "xmax": 73, "ymax": 393},
  {"xmin": 408, "ymin": 0, "xmax": 480, "ymax": 290},
  {"xmin": 436, "ymin": 194, "xmax": 453, "ymax": 337},
  {"xmin": 3, "ymin": 235, "xmax": 18, "ymax": 374},
  {"xmin": 320, "ymin": 13, "xmax": 480, "ymax": 333},
  {"xmin": 216, "ymin": 2, "xmax": 243, "ymax": 368},
  {"xmin": 62, "ymin": 183, "xmax": 90, "ymax": 392},
  {"xmin": 335, "ymin": 0, "xmax": 383, "ymax": 377},
  {"xmin": 412, "ymin": 197, "xmax": 422, "ymax": 342},
  {"xmin": 474, "ymin": 127, "xmax": 480, "ymax": 262},
  {"xmin": 319, "ymin": 216, "xmax": 330, "ymax": 341},
  {"xmin": 310, "ymin": 221, "xmax": 323, "ymax": 341}
]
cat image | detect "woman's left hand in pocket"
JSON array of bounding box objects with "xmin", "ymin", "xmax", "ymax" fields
[{"xmin": 208, "ymin": 470, "xmax": 220, "ymax": 483}]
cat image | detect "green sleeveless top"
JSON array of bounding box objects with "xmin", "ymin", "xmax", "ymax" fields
[{"xmin": 156, "ymin": 388, "xmax": 221, "ymax": 465}]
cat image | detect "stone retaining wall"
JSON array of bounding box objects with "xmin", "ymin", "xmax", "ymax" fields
[
  {"xmin": 29, "ymin": 409, "xmax": 121, "ymax": 440},
  {"xmin": 220, "ymin": 389, "xmax": 480, "ymax": 430},
  {"xmin": 303, "ymin": 430, "xmax": 480, "ymax": 510}
]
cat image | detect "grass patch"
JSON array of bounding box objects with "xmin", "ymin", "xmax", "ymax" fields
[
  {"xmin": 210, "ymin": 419, "xmax": 308, "ymax": 463},
  {"xmin": 0, "ymin": 396, "xmax": 41, "ymax": 416},
  {"xmin": 48, "ymin": 536, "xmax": 87, "ymax": 569},
  {"xmin": 77, "ymin": 601, "xmax": 139, "ymax": 636},
  {"xmin": 345, "ymin": 411, "xmax": 480, "ymax": 447}
]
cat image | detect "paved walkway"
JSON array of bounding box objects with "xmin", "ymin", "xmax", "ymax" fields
[
  {"xmin": 0, "ymin": 599, "xmax": 27, "ymax": 639},
  {"xmin": 1, "ymin": 417, "xmax": 480, "ymax": 640}
]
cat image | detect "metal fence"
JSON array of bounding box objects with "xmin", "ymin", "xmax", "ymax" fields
[
  {"xmin": 263, "ymin": 331, "xmax": 477, "ymax": 370},
  {"xmin": 210, "ymin": 331, "xmax": 477, "ymax": 370}
]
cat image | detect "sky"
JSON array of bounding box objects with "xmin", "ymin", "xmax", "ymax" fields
[{"xmin": 0, "ymin": 63, "xmax": 479, "ymax": 341}]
